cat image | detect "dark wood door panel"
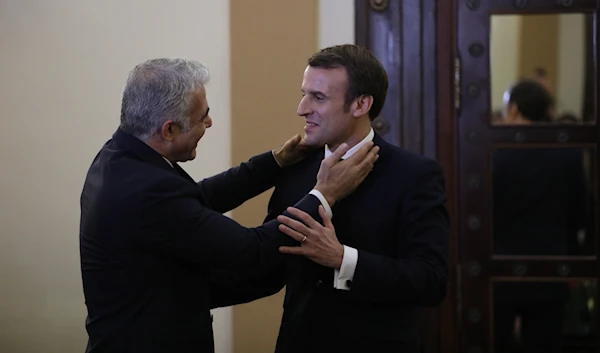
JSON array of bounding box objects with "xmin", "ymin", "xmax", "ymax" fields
[
  {"xmin": 355, "ymin": 1, "xmax": 458, "ymax": 352},
  {"xmin": 355, "ymin": 0, "xmax": 438, "ymax": 158}
]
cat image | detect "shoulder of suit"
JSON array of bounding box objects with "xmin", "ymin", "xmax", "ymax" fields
[
  {"xmin": 107, "ymin": 152, "xmax": 193, "ymax": 190},
  {"xmin": 384, "ymin": 143, "xmax": 440, "ymax": 167},
  {"xmin": 376, "ymin": 144, "xmax": 444, "ymax": 186}
]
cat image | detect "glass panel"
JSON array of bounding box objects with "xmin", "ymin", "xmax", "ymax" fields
[
  {"xmin": 492, "ymin": 147, "xmax": 595, "ymax": 256},
  {"xmin": 493, "ymin": 280, "xmax": 598, "ymax": 353},
  {"xmin": 490, "ymin": 13, "xmax": 595, "ymax": 125}
]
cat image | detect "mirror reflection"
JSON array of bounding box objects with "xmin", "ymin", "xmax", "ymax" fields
[
  {"xmin": 493, "ymin": 279, "xmax": 598, "ymax": 353},
  {"xmin": 490, "ymin": 13, "xmax": 595, "ymax": 125},
  {"xmin": 492, "ymin": 147, "xmax": 594, "ymax": 256}
]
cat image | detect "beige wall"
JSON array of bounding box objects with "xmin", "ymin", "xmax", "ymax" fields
[
  {"xmin": 556, "ymin": 14, "xmax": 586, "ymax": 117},
  {"xmin": 318, "ymin": 0, "xmax": 355, "ymax": 49},
  {"xmin": 229, "ymin": 1, "xmax": 317, "ymax": 352},
  {"xmin": 0, "ymin": 1, "xmax": 232, "ymax": 352},
  {"xmin": 490, "ymin": 15, "xmax": 522, "ymax": 112},
  {"xmin": 518, "ymin": 15, "xmax": 559, "ymax": 95}
]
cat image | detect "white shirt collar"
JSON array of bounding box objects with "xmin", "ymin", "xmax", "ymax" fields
[
  {"xmin": 162, "ymin": 156, "xmax": 174, "ymax": 168},
  {"xmin": 324, "ymin": 128, "xmax": 375, "ymax": 160}
]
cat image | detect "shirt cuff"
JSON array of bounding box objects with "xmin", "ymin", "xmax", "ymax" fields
[
  {"xmin": 333, "ymin": 246, "xmax": 358, "ymax": 291},
  {"xmin": 308, "ymin": 189, "xmax": 333, "ymax": 219}
]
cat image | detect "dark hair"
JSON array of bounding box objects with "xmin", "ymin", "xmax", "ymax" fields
[
  {"xmin": 307, "ymin": 44, "xmax": 388, "ymax": 120},
  {"xmin": 507, "ymin": 79, "xmax": 554, "ymax": 122}
]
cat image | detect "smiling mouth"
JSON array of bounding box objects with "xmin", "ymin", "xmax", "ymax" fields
[{"xmin": 306, "ymin": 122, "xmax": 318, "ymax": 127}]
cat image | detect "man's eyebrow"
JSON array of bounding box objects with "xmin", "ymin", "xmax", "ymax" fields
[{"xmin": 302, "ymin": 89, "xmax": 327, "ymax": 97}]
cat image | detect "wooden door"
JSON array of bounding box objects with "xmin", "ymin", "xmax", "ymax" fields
[
  {"xmin": 356, "ymin": 0, "xmax": 600, "ymax": 352},
  {"xmin": 456, "ymin": 0, "xmax": 600, "ymax": 352}
]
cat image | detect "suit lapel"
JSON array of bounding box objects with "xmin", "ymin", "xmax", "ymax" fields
[
  {"xmin": 331, "ymin": 134, "xmax": 390, "ymax": 237},
  {"xmin": 330, "ymin": 133, "xmax": 389, "ymax": 205}
]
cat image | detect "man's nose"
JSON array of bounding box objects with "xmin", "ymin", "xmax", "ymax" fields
[
  {"xmin": 205, "ymin": 115, "xmax": 213, "ymax": 128},
  {"xmin": 297, "ymin": 96, "xmax": 312, "ymax": 116}
]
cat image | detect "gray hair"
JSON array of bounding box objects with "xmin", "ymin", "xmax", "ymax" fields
[{"xmin": 119, "ymin": 58, "xmax": 210, "ymax": 141}]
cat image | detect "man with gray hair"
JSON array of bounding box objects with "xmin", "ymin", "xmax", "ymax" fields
[{"xmin": 79, "ymin": 58, "xmax": 379, "ymax": 353}]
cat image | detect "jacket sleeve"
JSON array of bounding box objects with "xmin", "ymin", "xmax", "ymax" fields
[
  {"xmin": 198, "ymin": 151, "xmax": 282, "ymax": 214},
  {"xmin": 207, "ymin": 185, "xmax": 288, "ymax": 308},
  {"xmin": 208, "ymin": 265, "xmax": 286, "ymax": 309},
  {"xmin": 349, "ymin": 159, "xmax": 450, "ymax": 306},
  {"xmin": 137, "ymin": 180, "xmax": 317, "ymax": 274}
]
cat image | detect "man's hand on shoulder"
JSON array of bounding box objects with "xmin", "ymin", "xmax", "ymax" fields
[{"xmin": 272, "ymin": 134, "xmax": 317, "ymax": 168}]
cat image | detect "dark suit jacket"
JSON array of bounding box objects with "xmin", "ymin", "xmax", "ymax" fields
[
  {"xmin": 79, "ymin": 128, "xmax": 323, "ymax": 353},
  {"xmin": 211, "ymin": 134, "xmax": 450, "ymax": 353}
]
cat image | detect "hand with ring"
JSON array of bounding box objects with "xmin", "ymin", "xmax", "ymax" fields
[{"xmin": 278, "ymin": 205, "xmax": 344, "ymax": 269}]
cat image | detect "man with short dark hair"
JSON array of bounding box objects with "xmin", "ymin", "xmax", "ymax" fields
[
  {"xmin": 79, "ymin": 57, "xmax": 379, "ymax": 353},
  {"xmin": 502, "ymin": 78, "xmax": 554, "ymax": 124},
  {"xmin": 211, "ymin": 44, "xmax": 450, "ymax": 353}
]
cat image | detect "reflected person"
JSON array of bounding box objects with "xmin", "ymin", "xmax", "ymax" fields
[{"xmin": 493, "ymin": 79, "xmax": 589, "ymax": 353}]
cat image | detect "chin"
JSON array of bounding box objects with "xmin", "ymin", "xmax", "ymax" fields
[
  {"xmin": 180, "ymin": 150, "xmax": 196, "ymax": 162},
  {"xmin": 303, "ymin": 136, "xmax": 323, "ymax": 148}
]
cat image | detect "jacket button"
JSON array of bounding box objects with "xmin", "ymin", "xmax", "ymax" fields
[
  {"xmin": 345, "ymin": 280, "xmax": 352, "ymax": 288},
  {"xmin": 315, "ymin": 280, "xmax": 323, "ymax": 288}
]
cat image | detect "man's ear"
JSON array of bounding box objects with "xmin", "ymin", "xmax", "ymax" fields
[
  {"xmin": 508, "ymin": 103, "xmax": 520, "ymax": 119},
  {"xmin": 160, "ymin": 120, "xmax": 178, "ymax": 141},
  {"xmin": 352, "ymin": 95, "xmax": 374, "ymax": 117}
]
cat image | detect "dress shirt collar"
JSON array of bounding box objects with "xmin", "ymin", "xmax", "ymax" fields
[
  {"xmin": 162, "ymin": 156, "xmax": 174, "ymax": 168},
  {"xmin": 324, "ymin": 128, "xmax": 375, "ymax": 160}
]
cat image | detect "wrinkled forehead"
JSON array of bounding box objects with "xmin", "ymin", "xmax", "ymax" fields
[{"xmin": 302, "ymin": 66, "xmax": 348, "ymax": 95}]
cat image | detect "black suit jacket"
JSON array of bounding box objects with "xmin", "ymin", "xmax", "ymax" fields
[
  {"xmin": 212, "ymin": 134, "xmax": 450, "ymax": 353},
  {"xmin": 79, "ymin": 129, "xmax": 323, "ymax": 353}
]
